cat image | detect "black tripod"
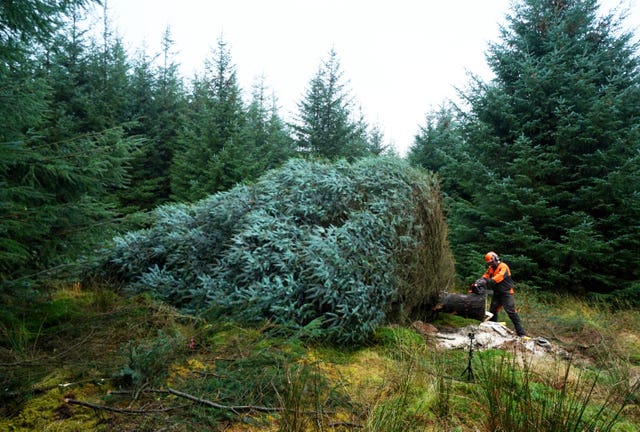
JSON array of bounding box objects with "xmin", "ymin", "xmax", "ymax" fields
[{"xmin": 461, "ymin": 332, "xmax": 475, "ymax": 381}]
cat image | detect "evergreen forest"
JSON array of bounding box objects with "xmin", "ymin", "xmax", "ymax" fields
[
  {"xmin": 409, "ymin": 0, "xmax": 640, "ymax": 300},
  {"xmin": 2, "ymin": 0, "xmax": 640, "ymax": 430}
]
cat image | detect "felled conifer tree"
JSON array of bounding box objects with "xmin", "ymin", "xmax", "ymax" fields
[{"xmin": 103, "ymin": 158, "xmax": 455, "ymax": 344}]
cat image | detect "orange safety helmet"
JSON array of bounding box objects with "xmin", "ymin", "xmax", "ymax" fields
[{"xmin": 485, "ymin": 251, "xmax": 499, "ymax": 263}]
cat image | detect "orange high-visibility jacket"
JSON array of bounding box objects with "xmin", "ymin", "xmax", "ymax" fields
[{"xmin": 483, "ymin": 261, "xmax": 515, "ymax": 294}]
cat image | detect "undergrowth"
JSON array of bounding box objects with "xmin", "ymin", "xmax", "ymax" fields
[
  {"xmin": 1, "ymin": 285, "xmax": 639, "ymax": 431},
  {"xmin": 475, "ymin": 351, "xmax": 639, "ymax": 432}
]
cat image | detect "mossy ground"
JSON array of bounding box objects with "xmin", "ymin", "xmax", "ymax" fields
[{"xmin": 1, "ymin": 285, "xmax": 639, "ymax": 431}]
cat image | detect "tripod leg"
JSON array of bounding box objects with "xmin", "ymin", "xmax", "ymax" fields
[{"xmin": 461, "ymin": 334, "xmax": 475, "ymax": 381}]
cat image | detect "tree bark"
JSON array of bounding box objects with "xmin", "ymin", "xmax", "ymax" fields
[{"xmin": 433, "ymin": 293, "xmax": 487, "ymax": 320}]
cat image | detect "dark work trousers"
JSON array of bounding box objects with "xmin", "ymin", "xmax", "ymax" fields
[{"xmin": 489, "ymin": 292, "xmax": 526, "ymax": 336}]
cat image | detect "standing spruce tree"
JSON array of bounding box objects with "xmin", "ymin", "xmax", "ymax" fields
[
  {"xmin": 121, "ymin": 27, "xmax": 187, "ymax": 211},
  {"xmin": 119, "ymin": 48, "xmax": 158, "ymax": 211},
  {"xmin": 237, "ymin": 78, "xmax": 296, "ymax": 180},
  {"xmin": 408, "ymin": 103, "xmax": 463, "ymax": 176},
  {"xmin": 0, "ymin": 0, "xmax": 92, "ymax": 62},
  {"xmin": 1, "ymin": 1, "xmax": 136, "ymax": 287},
  {"xmin": 151, "ymin": 28, "xmax": 187, "ymax": 204},
  {"xmin": 426, "ymin": 0, "xmax": 640, "ymax": 295},
  {"xmin": 367, "ymin": 123, "xmax": 394, "ymax": 156},
  {"xmin": 171, "ymin": 36, "xmax": 245, "ymax": 201},
  {"xmin": 292, "ymin": 48, "xmax": 370, "ymax": 159}
]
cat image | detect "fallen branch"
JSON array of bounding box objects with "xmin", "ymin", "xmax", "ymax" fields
[
  {"xmin": 1, "ymin": 378, "xmax": 109, "ymax": 401},
  {"xmin": 161, "ymin": 387, "xmax": 281, "ymax": 414},
  {"xmin": 107, "ymin": 387, "xmax": 281, "ymax": 414},
  {"xmin": 73, "ymin": 386, "xmax": 339, "ymax": 419},
  {"xmin": 64, "ymin": 398, "xmax": 185, "ymax": 414}
]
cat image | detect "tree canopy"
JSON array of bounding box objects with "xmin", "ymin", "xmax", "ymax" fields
[
  {"xmin": 410, "ymin": 0, "xmax": 640, "ymax": 296},
  {"xmin": 3, "ymin": 0, "xmax": 639, "ymax": 307},
  {"xmin": 0, "ymin": 0, "xmax": 137, "ymax": 287},
  {"xmin": 2, "ymin": 5, "xmax": 381, "ymax": 291},
  {"xmin": 292, "ymin": 49, "xmax": 378, "ymax": 160}
]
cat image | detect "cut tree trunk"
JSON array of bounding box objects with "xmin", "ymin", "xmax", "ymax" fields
[{"xmin": 433, "ymin": 293, "xmax": 487, "ymax": 321}]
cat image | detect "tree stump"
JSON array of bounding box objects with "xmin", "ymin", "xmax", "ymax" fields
[{"xmin": 433, "ymin": 292, "xmax": 487, "ymax": 321}]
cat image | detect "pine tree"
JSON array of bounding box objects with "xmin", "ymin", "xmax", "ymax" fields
[
  {"xmin": 408, "ymin": 104, "xmax": 463, "ymax": 176},
  {"xmin": 435, "ymin": 0, "xmax": 640, "ymax": 294},
  {"xmin": 0, "ymin": 1, "xmax": 136, "ymax": 287},
  {"xmin": 171, "ymin": 36, "xmax": 246, "ymax": 201},
  {"xmin": 146, "ymin": 27, "xmax": 187, "ymax": 205},
  {"xmin": 367, "ymin": 123, "xmax": 394, "ymax": 156},
  {"xmin": 121, "ymin": 27, "xmax": 187, "ymax": 211},
  {"xmin": 292, "ymin": 48, "xmax": 370, "ymax": 160},
  {"xmin": 238, "ymin": 78, "xmax": 296, "ymax": 180},
  {"xmin": 0, "ymin": 0, "xmax": 91, "ymax": 62}
]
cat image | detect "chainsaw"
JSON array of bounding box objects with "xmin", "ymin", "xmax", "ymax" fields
[{"xmin": 469, "ymin": 278, "xmax": 487, "ymax": 295}]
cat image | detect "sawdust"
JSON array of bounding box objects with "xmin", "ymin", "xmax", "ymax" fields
[{"xmin": 414, "ymin": 319, "xmax": 568, "ymax": 361}]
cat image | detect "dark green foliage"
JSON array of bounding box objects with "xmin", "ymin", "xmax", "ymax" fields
[
  {"xmin": 170, "ymin": 37, "xmax": 246, "ymax": 201},
  {"xmin": 0, "ymin": 0, "xmax": 91, "ymax": 62},
  {"xmin": 0, "ymin": 1, "xmax": 138, "ymax": 287},
  {"xmin": 102, "ymin": 158, "xmax": 454, "ymax": 344},
  {"xmin": 119, "ymin": 27, "xmax": 188, "ymax": 211},
  {"xmin": 237, "ymin": 78, "xmax": 297, "ymax": 181},
  {"xmin": 114, "ymin": 330, "xmax": 184, "ymax": 394},
  {"xmin": 292, "ymin": 49, "xmax": 371, "ymax": 160},
  {"xmin": 168, "ymin": 36, "xmax": 294, "ymax": 202},
  {"xmin": 1, "ymin": 128, "xmax": 136, "ymax": 283},
  {"xmin": 408, "ymin": 104, "xmax": 462, "ymax": 176},
  {"xmin": 596, "ymin": 281, "xmax": 640, "ymax": 309},
  {"xmin": 367, "ymin": 123, "xmax": 395, "ymax": 156},
  {"xmin": 410, "ymin": 0, "xmax": 640, "ymax": 294}
]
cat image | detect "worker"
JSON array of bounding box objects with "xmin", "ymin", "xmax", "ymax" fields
[{"xmin": 476, "ymin": 251, "xmax": 527, "ymax": 337}]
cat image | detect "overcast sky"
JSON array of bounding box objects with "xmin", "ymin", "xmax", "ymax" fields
[{"xmin": 103, "ymin": 0, "xmax": 638, "ymax": 156}]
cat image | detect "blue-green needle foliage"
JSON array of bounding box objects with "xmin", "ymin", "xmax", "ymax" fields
[{"xmin": 104, "ymin": 157, "xmax": 454, "ymax": 344}]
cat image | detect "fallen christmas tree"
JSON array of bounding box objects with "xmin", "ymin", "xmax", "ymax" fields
[{"xmin": 99, "ymin": 157, "xmax": 456, "ymax": 344}]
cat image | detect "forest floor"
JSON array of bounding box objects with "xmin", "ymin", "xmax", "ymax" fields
[{"xmin": 1, "ymin": 283, "xmax": 639, "ymax": 431}]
